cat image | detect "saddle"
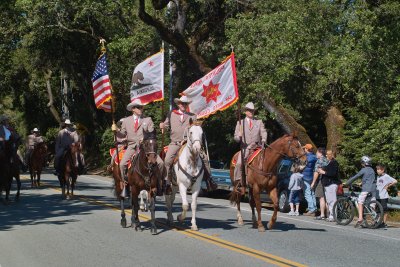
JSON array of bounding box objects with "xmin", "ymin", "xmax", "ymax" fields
[
  {"xmin": 231, "ymin": 148, "xmax": 262, "ymax": 167},
  {"xmin": 162, "ymin": 143, "xmax": 187, "ymax": 165},
  {"xmin": 109, "ymin": 148, "xmax": 135, "ymax": 169}
]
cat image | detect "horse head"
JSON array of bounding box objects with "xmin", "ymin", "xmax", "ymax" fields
[
  {"xmin": 142, "ymin": 130, "xmax": 157, "ymax": 165},
  {"xmin": 187, "ymin": 119, "xmax": 203, "ymax": 155},
  {"xmin": 36, "ymin": 142, "xmax": 48, "ymax": 154},
  {"xmin": 280, "ymin": 133, "xmax": 307, "ymax": 168}
]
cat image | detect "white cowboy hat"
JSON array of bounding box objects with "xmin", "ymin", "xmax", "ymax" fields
[
  {"xmin": 174, "ymin": 95, "xmax": 192, "ymax": 105},
  {"xmin": 244, "ymin": 102, "xmax": 256, "ymax": 111},
  {"xmin": 33, "ymin": 128, "xmax": 39, "ymax": 132},
  {"xmin": 126, "ymin": 99, "xmax": 144, "ymax": 111},
  {"xmin": 64, "ymin": 119, "xmax": 72, "ymax": 125}
]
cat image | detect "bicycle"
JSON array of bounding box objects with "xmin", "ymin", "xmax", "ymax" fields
[{"xmin": 333, "ymin": 186, "xmax": 383, "ymax": 229}]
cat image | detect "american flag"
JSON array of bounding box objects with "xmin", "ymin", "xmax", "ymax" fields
[{"xmin": 92, "ymin": 53, "xmax": 112, "ymax": 112}]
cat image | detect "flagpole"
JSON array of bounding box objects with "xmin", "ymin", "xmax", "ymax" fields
[{"xmin": 100, "ymin": 39, "xmax": 126, "ymax": 196}]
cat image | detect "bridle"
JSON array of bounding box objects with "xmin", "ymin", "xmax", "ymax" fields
[{"xmin": 132, "ymin": 139, "xmax": 157, "ymax": 188}]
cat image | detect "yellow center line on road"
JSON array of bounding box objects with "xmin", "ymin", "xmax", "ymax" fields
[{"xmin": 21, "ymin": 176, "xmax": 307, "ymax": 267}]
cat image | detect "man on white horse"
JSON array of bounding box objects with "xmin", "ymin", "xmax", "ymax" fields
[
  {"xmin": 234, "ymin": 102, "xmax": 267, "ymax": 192},
  {"xmin": 112, "ymin": 99, "xmax": 165, "ymax": 192},
  {"xmin": 160, "ymin": 95, "xmax": 217, "ymax": 194}
]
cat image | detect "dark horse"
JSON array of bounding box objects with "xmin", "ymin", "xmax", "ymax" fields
[
  {"xmin": 29, "ymin": 142, "xmax": 48, "ymax": 187},
  {"xmin": 0, "ymin": 140, "xmax": 14, "ymax": 204},
  {"xmin": 58, "ymin": 142, "xmax": 80, "ymax": 199},
  {"xmin": 230, "ymin": 134, "xmax": 307, "ymax": 232},
  {"xmin": 112, "ymin": 130, "xmax": 161, "ymax": 234}
]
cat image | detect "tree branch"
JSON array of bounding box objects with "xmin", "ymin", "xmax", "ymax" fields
[
  {"xmin": 56, "ymin": 21, "xmax": 100, "ymax": 41},
  {"xmin": 44, "ymin": 70, "xmax": 62, "ymax": 123}
]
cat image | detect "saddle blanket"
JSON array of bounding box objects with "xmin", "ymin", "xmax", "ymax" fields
[
  {"xmin": 109, "ymin": 148, "xmax": 133, "ymax": 169},
  {"xmin": 231, "ymin": 148, "xmax": 262, "ymax": 166}
]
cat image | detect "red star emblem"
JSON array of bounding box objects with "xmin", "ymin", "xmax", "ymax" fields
[
  {"xmin": 148, "ymin": 61, "xmax": 154, "ymax": 67},
  {"xmin": 201, "ymin": 80, "xmax": 221, "ymax": 103}
]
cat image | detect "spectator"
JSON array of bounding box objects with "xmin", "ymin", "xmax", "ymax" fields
[
  {"xmin": 376, "ymin": 164, "xmax": 397, "ymax": 228},
  {"xmin": 311, "ymin": 147, "xmax": 328, "ymax": 220},
  {"xmin": 318, "ymin": 150, "xmax": 340, "ymax": 222},
  {"xmin": 302, "ymin": 144, "xmax": 317, "ymax": 216},
  {"xmin": 288, "ymin": 164, "xmax": 304, "ymax": 216}
]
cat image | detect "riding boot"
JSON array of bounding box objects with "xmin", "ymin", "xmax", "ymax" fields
[
  {"xmin": 203, "ymin": 168, "xmax": 218, "ymax": 191},
  {"xmin": 163, "ymin": 166, "xmax": 173, "ymax": 195}
]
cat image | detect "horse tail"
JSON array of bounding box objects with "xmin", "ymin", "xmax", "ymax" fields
[{"xmin": 229, "ymin": 190, "xmax": 241, "ymax": 206}]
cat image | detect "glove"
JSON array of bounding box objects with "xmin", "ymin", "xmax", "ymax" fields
[{"xmin": 111, "ymin": 123, "xmax": 117, "ymax": 132}]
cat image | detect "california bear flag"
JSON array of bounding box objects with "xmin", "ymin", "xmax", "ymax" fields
[
  {"xmin": 130, "ymin": 50, "xmax": 164, "ymax": 104},
  {"xmin": 182, "ymin": 53, "xmax": 239, "ymax": 118}
]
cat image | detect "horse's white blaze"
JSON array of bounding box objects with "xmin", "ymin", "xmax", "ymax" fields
[{"xmin": 170, "ymin": 125, "xmax": 204, "ymax": 230}]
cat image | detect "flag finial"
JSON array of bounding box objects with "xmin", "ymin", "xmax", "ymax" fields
[
  {"xmin": 100, "ymin": 38, "xmax": 107, "ymax": 54},
  {"xmin": 230, "ymin": 44, "xmax": 234, "ymax": 53}
]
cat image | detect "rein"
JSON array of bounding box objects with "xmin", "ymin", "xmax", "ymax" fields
[{"xmin": 132, "ymin": 146, "xmax": 156, "ymax": 188}]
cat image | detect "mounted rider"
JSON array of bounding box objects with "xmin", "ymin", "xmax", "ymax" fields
[
  {"xmin": 233, "ymin": 102, "xmax": 267, "ymax": 188},
  {"xmin": 0, "ymin": 114, "xmax": 23, "ymax": 165},
  {"xmin": 54, "ymin": 119, "xmax": 82, "ymax": 176},
  {"xmin": 25, "ymin": 128, "xmax": 44, "ymax": 167},
  {"xmin": 109, "ymin": 118, "xmax": 127, "ymax": 167},
  {"xmin": 112, "ymin": 99, "xmax": 165, "ymax": 185},
  {"xmin": 160, "ymin": 95, "xmax": 217, "ymax": 193}
]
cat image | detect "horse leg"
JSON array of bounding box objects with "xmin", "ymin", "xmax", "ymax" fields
[
  {"xmin": 120, "ymin": 198, "xmax": 127, "ymax": 228},
  {"xmin": 30, "ymin": 170, "xmax": 34, "ymax": 188},
  {"xmin": 37, "ymin": 171, "xmax": 41, "ymax": 187},
  {"xmin": 165, "ymin": 187, "xmax": 176, "ymax": 226},
  {"xmin": 71, "ymin": 176, "xmax": 77, "ymax": 197},
  {"xmin": 267, "ymin": 187, "xmax": 279, "ymax": 230},
  {"xmin": 131, "ymin": 188, "xmax": 142, "ymax": 231},
  {"xmin": 253, "ymin": 185, "xmax": 265, "ymax": 232},
  {"xmin": 149, "ymin": 194, "xmax": 157, "ymax": 235},
  {"xmin": 15, "ymin": 174, "xmax": 21, "ymax": 201},
  {"xmin": 177, "ymin": 183, "xmax": 189, "ymax": 223},
  {"xmin": 249, "ymin": 187, "xmax": 257, "ymax": 228},
  {"xmin": 190, "ymin": 181, "xmax": 201, "ymax": 231}
]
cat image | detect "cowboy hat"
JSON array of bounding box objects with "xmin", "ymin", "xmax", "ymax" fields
[
  {"xmin": 174, "ymin": 95, "xmax": 192, "ymax": 105},
  {"xmin": 33, "ymin": 128, "xmax": 39, "ymax": 132},
  {"xmin": 126, "ymin": 99, "xmax": 144, "ymax": 111},
  {"xmin": 64, "ymin": 119, "xmax": 72, "ymax": 125},
  {"xmin": 244, "ymin": 102, "xmax": 256, "ymax": 111}
]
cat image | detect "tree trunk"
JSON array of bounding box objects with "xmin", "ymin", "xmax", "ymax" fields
[
  {"xmin": 262, "ymin": 98, "xmax": 315, "ymax": 147},
  {"xmin": 324, "ymin": 106, "xmax": 345, "ymax": 156},
  {"xmin": 44, "ymin": 70, "xmax": 62, "ymax": 124}
]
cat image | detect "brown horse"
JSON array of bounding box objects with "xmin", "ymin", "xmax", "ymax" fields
[
  {"xmin": 230, "ymin": 133, "xmax": 307, "ymax": 232},
  {"xmin": 0, "ymin": 140, "xmax": 13, "ymax": 204},
  {"xmin": 58, "ymin": 142, "xmax": 80, "ymax": 199},
  {"xmin": 113, "ymin": 130, "xmax": 161, "ymax": 234},
  {"xmin": 29, "ymin": 142, "xmax": 48, "ymax": 187}
]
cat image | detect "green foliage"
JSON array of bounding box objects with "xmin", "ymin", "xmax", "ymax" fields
[{"xmin": 99, "ymin": 128, "xmax": 115, "ymax": 166}]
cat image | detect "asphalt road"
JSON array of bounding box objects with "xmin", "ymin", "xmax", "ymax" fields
[{"xmin": 1, "ymin": 172, "xmax": 399, "ymax": 267}]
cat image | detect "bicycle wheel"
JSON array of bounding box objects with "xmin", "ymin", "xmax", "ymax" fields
[
  {"xmin": 363, "ymin": 200, "xmax": 384, "ymax": 229},
  {"xmin": 333, "ymin": 197, "xmax": 354, "ymax": 225}
]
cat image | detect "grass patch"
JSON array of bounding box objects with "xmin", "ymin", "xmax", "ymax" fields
[{"xmin": 387, "ymin": 210, "xmax": 400, "ymax": 223}]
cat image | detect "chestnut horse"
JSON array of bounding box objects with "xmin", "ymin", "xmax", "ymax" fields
[
  {"xmin": 58, "ymin": 142, "xmax": 80, "ymax": 199},
  {"xmin": 230, "ymin": 134, "xmax": 307, "ymax": 232},
  {"xmin": 0, "ymin": 140, "xmax": 13, "ymax": 204},
  {"xmin": 29, "ymin": 142, "xmax": 47, "ymax": 187},
  {"xmin": 113, "ymin": 131, "xmax": 161, "ymax": 234}
]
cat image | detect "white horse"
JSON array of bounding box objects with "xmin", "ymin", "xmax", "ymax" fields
[{"xmin": 165, "ymin": 120, "xmax": 204, "ymax": 231}]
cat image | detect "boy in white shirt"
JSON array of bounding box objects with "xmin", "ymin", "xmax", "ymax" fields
[{"xmin": 376, "ymin": 164, "xmax": 397, "ymax": 228}]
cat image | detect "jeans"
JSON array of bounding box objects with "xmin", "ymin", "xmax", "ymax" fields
[{"xmin": 303, "ymin": 181, "xmax": 317, "ymax": 212}]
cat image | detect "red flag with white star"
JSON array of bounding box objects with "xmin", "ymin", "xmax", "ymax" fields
[
  {"xmin": 130, "ymin": 50, "xmax": 164, "ymax": 105},
  {"xmin": 182, "ymin": 53, "xmax": 239, "ymax": 118}
]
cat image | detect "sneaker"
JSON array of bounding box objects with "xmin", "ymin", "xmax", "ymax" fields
[
  {"xmin": 326, "ymin": 217, "xmax": 335, "ymax": 222},
  {"xmin": 304, "ymin": 211, "xmax": 316, "ymax": 216},
  {"xmin": 294, "ymin": 211, "xmax": 299, "ymax": 216},
  {"xmin": 288, "ymin": 211, "xmax": 295, "ymax": 216},
  {"xmin": 354, "ymin": 220, "xmax": 363, "ymax": 228},
  {"xmin": 315, "ymin": 216, "xmax": 325, "ymax": 220}
]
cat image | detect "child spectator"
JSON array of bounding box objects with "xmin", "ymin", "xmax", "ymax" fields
[
  {"xmin": 311, "ymin": 147, "xmax": 328, "ymax": 220},
  {"xmin": 376, "ymin": 164, "xmax": 397, "ymax": 228},
  {"xmin": 288, "ymin": 164, "xmax": 304, "ymax": 216}
]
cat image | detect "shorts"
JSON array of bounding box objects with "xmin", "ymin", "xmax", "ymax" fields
[
  {"xmin": 289, "ymin": 190, "xmax": 301, "ymax": 204},
  {"xmin": 315, "ymin": 180, "xmax": 324, "ymax": 198},
  {"xmin": 377, "ymin": 198, "xmax": 388, "ymax": 211},
  {"xmin": 358, "ymin": 191, "xmax": 376, "ymax": 204}
]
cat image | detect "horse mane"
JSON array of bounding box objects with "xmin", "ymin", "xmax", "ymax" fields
[{"xmin": 143, "ymin": 130, "xmax": 157, "ymax": 141}]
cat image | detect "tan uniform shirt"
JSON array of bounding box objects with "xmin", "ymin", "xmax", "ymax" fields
[
  {"xmin": 26, "ymin": 134, "xmax": 44, "ymax": 149},
  {"xmin": 234, "ymin": 118, "xmax": 267, "ymax": 149},
  {"xmin": 55, "ymin": 128, "xmax": 79, "ymax": 153},
  {"xmin": 163, "ymin": 110, "xmax": 196, "ymax": 144},
  {"xmin": 120, "ymin": 115, "xmax": 154, "ymax": 146}
]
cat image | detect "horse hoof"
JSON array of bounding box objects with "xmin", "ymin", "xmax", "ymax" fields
[
  {"xmin": 238, "ymin": 217, "xmax": 244, "ymax": 226},
  {"xmin": 121, "ymin": 218, "xmax": 127, "ymax": 228},
  {"xmin": 191, "ymin": 225, "xmax": 198, "ymax": 231},
  {"xmin": 267, "ymin": 223, "xmax": 273, "ymax": 230},
  {"xmin": 258, "ymin": 225, "xmax": 266, "ymax": 232}
]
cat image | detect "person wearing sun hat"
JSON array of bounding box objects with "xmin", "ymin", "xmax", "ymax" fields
[
  {"xmin": 25, "ymin": 127, "xmax": 44, "ymax": 167},
  {"xmin": 112, "ymin": 99, "xmax": 165, "ymax": 189},
  {"xmin": 233, "ymin": 102, "xmax": 267, "ymax": 188},
  {"xmin": 302, "ymin": 143, "xmax": 317, "ymax": 215},
  {"xmin": 54, "ymin": 119, "xmax": 79, "ymax": 175}
]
